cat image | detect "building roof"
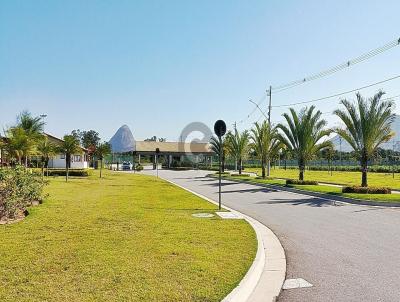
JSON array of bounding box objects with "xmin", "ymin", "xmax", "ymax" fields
[
  {"xmin": 134, "ymin": 141, "xmax": 213, "ymax": 154},
  {"xmin": 44, "ymin": 133, "xmax": 88, "ymax": 152}
]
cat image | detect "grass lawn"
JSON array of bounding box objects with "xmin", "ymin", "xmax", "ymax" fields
[
  {"xmin": 218, "ymin": 174, "xmax": 400, "ymax": 204},
  {"xmin": 0, "ymin": 171, "xmax": 256, "ymax": 302},
  {"xmin": 246, "ymin": 167, "xmax": 400, "ymax": 189}
]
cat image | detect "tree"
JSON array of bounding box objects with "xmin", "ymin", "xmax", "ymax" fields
[
  {"xmin": 334, "ymin": 91, "xmax": 395, "ymax": 187},
  {"xmin": 57, "ymin": 135, "xmax": 81, "ymax": 182},
  {"xmin": 96, "ymin": 142, "xmax": 111, "ymax": 178},
  {"xmin": 14, "ymin": 111, "xmax": 45, "ymax": 166},
  {"xmin": 210, "ymin": 136, "xmax": 226, "ymax": 172},
  {"xmin": 37, "ymin": 136, "xmax": 57, "ymax": 178},
  {"xmin": 250, "ymin": 121, "xmax": 280, "ymax": 178},
  {"xmin": 277, "ymin": 106, "xmax": 332, "ymax": 180},
  {"xmin": 5, "ymin": 127, "xmax": 35, "ymax": 166},
  {"xmin": 225, "ymin": 128, "xmax": 250, "ymax": 175}
]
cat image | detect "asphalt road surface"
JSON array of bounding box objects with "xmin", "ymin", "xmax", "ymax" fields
[{"xmin": 143, "ymin": 169, "xmax": 400, "ymax": 302}]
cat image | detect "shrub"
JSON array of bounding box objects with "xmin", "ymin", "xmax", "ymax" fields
[
  {"xmin": 46, "ymin": 169, "xmax": 89, "ymax": 177},
  {"xmin": 0, "ymin": 166, "xmax": 47, "ymax": 220},
  {"xmin": 286, "ymin": 179, "xmax": 318, "ymax": 185},
  {"xmin": 135, "ymin": 164, "xmax": 144, "ymax": 171},
  {"xmin": 214, "ymin": 172, "xmax": 230, "ymax": 175},
  {"xmin": 342, "ymin": 186, "xmax": 391, "ymax": 194},
  {"xmin": 230, "ymin": 173, "xmax": 250, "ymax": 177}
]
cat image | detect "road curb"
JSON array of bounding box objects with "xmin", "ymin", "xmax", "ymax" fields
[{"xmin": 161, "ymin": 177, "xmax": 286, "ymax": 302}]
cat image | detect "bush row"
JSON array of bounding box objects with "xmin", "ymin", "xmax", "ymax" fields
[
  {"xmin": 268, "ymin": 165, "xmax": 400, "ymax": 173},
  {"xmin": 286, "ymin": 179, "xmax": 319, "ymax": 185},
  {"xmin": 45, "ymin": 169, "xmax": 89, "ymax": 177},
  {"xmin": 0, "ymin": 166, "xmax": 47, "ymax": 220},
  {"xmin": 342, "ymin": 186, "xmax": 391, "ymax": 194}
]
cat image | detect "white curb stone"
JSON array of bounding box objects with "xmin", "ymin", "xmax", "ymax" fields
[{"xmin": 161, "ymin": 177, "xmax": 286, "ymax": 302}]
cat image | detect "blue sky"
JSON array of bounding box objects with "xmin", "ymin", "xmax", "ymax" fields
[{"xmin": 1, "ymin": 1, "xmax": 399, "ymax": 141}]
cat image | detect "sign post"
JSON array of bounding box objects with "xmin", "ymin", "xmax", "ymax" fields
[
  {"xmin": 213, "ymin": 120, "xmax": 227, "ymax": 210},
  {"xmin": 155, "ymin": 148, "xmax": 160, "ymax": 178}
]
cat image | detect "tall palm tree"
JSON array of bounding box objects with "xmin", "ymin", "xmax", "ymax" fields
[
  {"xmin": 37, "ymin": 136, "xmax": 57, "ymax": 178},
  {"xmin": 209, "ymin": 136, "xmax": 226, "ymax": 172},
  {"xmin": 58, "ymin": 135, "xmax": 81, "ymax": 182},
  {"xmin": 15, "ymin": 111, "xmax": 45, "ymax": 166},
  {"xmin": 334, "ymin": 91, "xmax": 395, "ymax": 187},
  {"xmin": 250, "ymin": 121, "xmax": 280, "ymax": 178},
  {"xmin": 17, "ymin": 111, "xmax": 45, "ymax": 136},
  {"xmin": 96, "ymin": 142, "xmax": 111, "ymax": 178},
  {"xmin": 277, "ymin": 106, "xmax": 332, "ymax": 180},
  {"xmin": 5, "ymin": 127, "xmax": 35, "ymax": 166},
  {"xmin": 225, "ymin": 128, "xmax": 250, "ymax": 174}
]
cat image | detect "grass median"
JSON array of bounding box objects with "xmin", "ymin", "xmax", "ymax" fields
[
  {"xmin": 245, "ymin": 167, "xmax": 400, "ymax": 189},
  {"xmin": 0, "ymin": 171, "xmax": 256, "ymax": 302},
  {"xmin": 216, "ymin": 173, "xmax": 400, "ymax": 204}
]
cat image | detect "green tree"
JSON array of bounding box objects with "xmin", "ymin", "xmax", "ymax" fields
[
  {"xmin": 225, "ymin": 128, "xmax": 250, "ymax": 175},
  {"xmin": 96, "ymin": 142, "xmax": 111, "ymax": 178},
  {"xmin": 277, "ymin": 106, "xmax": 332, "ymax": 180},
  {"xmin": 250, "ymin": 121, "xmax": 280, "ymax": 178},
  {"xmin": 5, "ymin": 127, "xmax": 34, "ymax": 166},
  {"xmin": 334, "ymin": 91, "xmax": 395, "ymax": 187},
  {"xmin": 210, "ymin": 136, "xmax": 226, "ymax": 172},
  {"xmin": 37, "ymin": 137, "xmax": 57, "ymax": 178},
  {"xmin": 58, "ymin": 135, "xmax": 81, "ymax": 182}
]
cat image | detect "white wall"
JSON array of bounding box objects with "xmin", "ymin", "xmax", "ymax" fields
[{"xmin": 49, "ymin": 154, "xmax": 88, "ymax": 169}]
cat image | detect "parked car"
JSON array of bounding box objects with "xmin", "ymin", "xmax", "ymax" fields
[{"xmin": 121, "ymin": 161, "xmax": 132, "ymax": 170}]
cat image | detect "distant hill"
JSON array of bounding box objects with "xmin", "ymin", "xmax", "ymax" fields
[
  {"xmin": 109, "ymin": 125, "xmax": 135, "ymax": 153},
  {"xmin": 330, "ymin": 115, "xmax": 400, "ymax": 152}
]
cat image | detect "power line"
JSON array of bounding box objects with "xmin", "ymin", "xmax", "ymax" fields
[
  {"xmin": 272, "ymin": 74, "xmax": 400, "ymax": 108},
  {"xmin": 271, "ymin": 37, "xmax": 400, "ymax": 93}
]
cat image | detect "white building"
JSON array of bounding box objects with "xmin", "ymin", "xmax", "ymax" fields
[{"xmin": 45, "ymin": 133, "xmax": 89, "ymax": 169}]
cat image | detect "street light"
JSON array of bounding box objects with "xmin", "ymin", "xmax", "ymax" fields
[
  {"xmin": 155, "ymin": 148, "xmax": 160, "ymax": 178},
  {"xmin": 214, "ymin": 120, "xmax": 227, "ymax": 210},
  {"xmin": 40, "ymin": 114, "xmax": 47, "ymax": 133}
]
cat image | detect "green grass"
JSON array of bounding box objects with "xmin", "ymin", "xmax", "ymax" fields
[
  {"xmin": 245, "ymin": 167, "xmax": 400, "ymax": 189},
  {"xmin": 0, "ymin": 171, "xmax": 256, "ymax": 301},
  {"xmin": 219, "ymin": 173, "xmax": 400, "ymax": 204}
]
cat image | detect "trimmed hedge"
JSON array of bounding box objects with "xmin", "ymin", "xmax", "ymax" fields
[
  {"xmin": 342, "ymin": 186, "xmax": 391, "ymax": 194},
  {"xmin": 46, "ymin": 169, "xmax": 89, "ymax": 177},
  {"xmin": 286, "ymin": 179, "xmax": 319, "ymax": 185},
  {"xmin": 230, "ymin": 173, "xmax": 251, "ymax": 177},
  {"xmin": 135, "ymin": 165, "xmax": 144, "ymax": 171}
]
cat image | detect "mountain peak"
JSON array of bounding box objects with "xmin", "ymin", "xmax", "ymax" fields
[{"xmin": 109, "ymin": 125, "xmax": 135, "ymax": 153}]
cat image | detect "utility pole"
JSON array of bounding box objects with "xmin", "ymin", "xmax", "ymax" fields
[
  {"xmin": 267, "ymin": 86, "xmax": 272, "ymax": 176},
  {"xmin": 339, "ymin": 137, "xmax": 342, "ymax": 166},
  {"xmin": 233, "ymin": 121, "xmax": 237, "ymax": 171},
  {"xmin": 267, "ymin": 85, "xmax": 272, "ymax": 126}
]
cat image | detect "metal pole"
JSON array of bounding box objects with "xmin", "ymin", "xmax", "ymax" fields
[
  {"xmin": 267, "ymin": 86, "xmax": 272, "ymax": 176},
  {"xmin": 218, "ymin": 137, "xmax": 222, "ymax": 210},
  {"xmin": 156, "ymin": 154, "xmax": 159, "ymax": 178}
]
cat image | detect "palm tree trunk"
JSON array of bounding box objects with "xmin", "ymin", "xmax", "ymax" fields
[
  {"xmin": 65, "ymin": 154, "xmax": 69, "ymax": 182},
  {"xmin": 41, "ymin": 162, "xmax": 44, "ymax": 180},
  {"xmin": 238, "ymin": 158, "xmax": 242, "ymax": 175},
  {"xmin": 360, "ymin": 150, "xmax": 368, "ymax": 187},
  {"xmin": 299, "ymin": 158, "xmax": 305, "ymax": 180},
  {"xmin": 261, "ymin": 158, "xmax": 266, "ymax": 179},
  {"xmin": 46, "ymin": 160, "xmax": 49, "ymax": 177},
  {"xmin": 100, "ymin": 159, "xmax": 103, "ymax": 178},
  {"xmin": 267, "ymin": 159, "xmax": 271, "ymax": 177}
]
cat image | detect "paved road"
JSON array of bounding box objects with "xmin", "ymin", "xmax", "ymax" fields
[{"xmin": 143, "ymin": 169, "xmax": 400, "ymax": 302}]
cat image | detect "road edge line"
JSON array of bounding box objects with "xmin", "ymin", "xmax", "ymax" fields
[{"xmin": 161, "ymin": 177, "xmax": 286, "ymax": 302}]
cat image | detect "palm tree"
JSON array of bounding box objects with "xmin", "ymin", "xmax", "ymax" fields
[
  {"xmin": 37, "ymin": 136, "xmax": 56, "ymax": 178},
  {"xmin": 14, "ymin": 111, "xmax": 45, "ymax": 166},
  {"xmin": 250, "ymin": 121, "xmax": 280, "ymax": 178},
  {"xmin": 210, "ymin": 136, "xmax": 226, "ymax": 172},
  {"xmin": 334, "ymin": 91, "xmax": 395, "ymax": 187},
  {"xmin": 17, "ymin": 111, "xmax": 45, "ymax": 136},
  {"xmin": 225, "ymin": 128, "xmax": 250, "ymax": 174},
  {"xmin": 58, "ymin": 135, "xmax": 81, "ymax": 182},
  {"xmin": 5, "ymin": 127, "xmax": 35, "ymax": 166},
  {"xmin": 96, "ymin": 142, "xmax": 111, "ymax": 178},
  {"xmin": 277, "ymin": 106, "xmax": 332, "ymax": 180}
]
